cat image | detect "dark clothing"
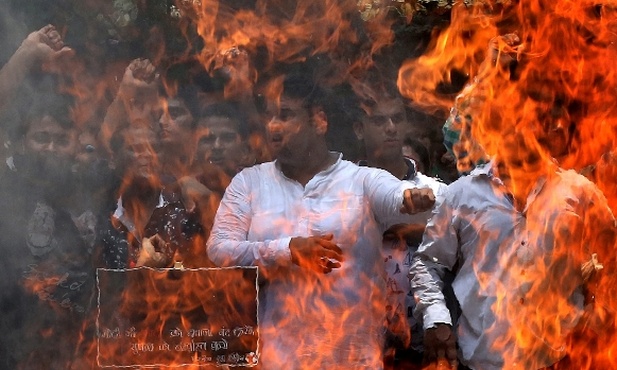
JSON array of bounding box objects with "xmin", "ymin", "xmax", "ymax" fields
[
  {"xmin": 99, "ymin": 186, "xmax": 205, "ymax": 269},
  {"xmin": 0, "ymin": 167, "xmax": 95, "ymax": 370}
]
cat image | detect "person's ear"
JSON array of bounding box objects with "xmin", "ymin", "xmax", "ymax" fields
[
  {"xmin": 312, "ymin": 110, "xmax": 328, "ymax": 135},
  {"xmin": 353, "ymin": 122, "xmax": 364, "ymax": 141}
]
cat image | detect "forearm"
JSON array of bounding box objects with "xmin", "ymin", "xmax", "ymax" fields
[
  {"xmin": 409, "ymin": 254, "xmax": 452, "ymax": 329},
  {"xmin": 0, "ymin": 44, "xmax": 39, "ymax": 110},
  {"xmin": 207, "ymin": 234, "xmax": 292, "ymax": 269}
]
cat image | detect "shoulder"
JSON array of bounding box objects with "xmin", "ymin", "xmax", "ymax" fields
[
  {"xmin": 410, "ymin": 172, "xmax": 447, "ymax": 192},
  {"xmin": 233, "ymin": 161, "xmax": 276, "ymax": 181},
  {"xmin": 554, "ymin": 168, "xmax": 607, "ymax": 201}
]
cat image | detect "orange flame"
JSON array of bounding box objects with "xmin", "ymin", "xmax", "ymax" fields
[{"xmin": 399, "ymin": 1, "xmax": 617, "ymax": 368}]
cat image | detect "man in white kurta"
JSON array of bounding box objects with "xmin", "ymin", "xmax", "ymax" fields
[
  {"xmin": 208, "ymin": 153, "xmax": 436, "ymax": 369},
  {"xmin": 207, "ymin": 70, "xmax": 434, "ymax": 369}
]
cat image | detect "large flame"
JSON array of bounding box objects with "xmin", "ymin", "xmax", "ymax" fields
[
  {"xmin": 13, "ymin": 0, "xmax": 617, "ymax": 367},
  {"xmin": 399, "ymin": 0, "xmax": 617, "ymax": 368}
]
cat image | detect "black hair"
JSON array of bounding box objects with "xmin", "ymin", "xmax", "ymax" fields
[
  {"xmin": 280, "ymin": 68, "xmax": 326, "ymax": 111},
  {"xmin": 15, "ymin": 91, "xmax": 75, "ymax": 141},
  {"xmin": 403, "ymin": 136, "xmax": 431, "ymax": 174},
  {"xmin": 197, "ymin": 101, "xmax": 250, "ymax": 139}
]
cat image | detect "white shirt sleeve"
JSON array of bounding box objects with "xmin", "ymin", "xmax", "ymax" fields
[
  {"xmin": 410, "ymin": 187, "xmax": 459, "ymax": 329},
  {"xmin": 206, "ymin": 171, "xmax": 293, "ymax": 270}
]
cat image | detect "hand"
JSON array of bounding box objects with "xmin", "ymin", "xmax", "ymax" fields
[
  {"xmin": 423, "ymin": 323, "xmax": 458, "ymax": 368},
  {"xmin": 383, "ymin": 223, "xmax": 426, "ymax": 248},
  {"xmin": 136, "ymin": 234, "xmax": 171, "ymax": 267},
  {"xmin": 20, "ymin": 25, "xmax": 74, "ymax": 63},
  {"xmin": 401, "ymin": 188, "xmax": 435, "ymax": 214},
  {"xmin": 289, "ymin": 234, "xmax": 344, "ymax": 274},
  {"xmin": 118, "ymin": 58, "xmax": 159, "ymax": 100},
  {"xmin": 487, "ymin": 33, "xmax": 522, "ymax": 68},
  {"xmin": 219, "ymin": 47, "xmax": 255, "ymax": 96}
]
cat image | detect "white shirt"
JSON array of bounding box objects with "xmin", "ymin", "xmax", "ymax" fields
[
  {"xmin": 410, "ymin": 162, "xmax": 616, "ymax": 370},
  {"xmin": 207, "ymin": 153, "xmax": 427, "ymax": 369},
  {"xmin": 381, "ymin": 170, "xmax": 447, "ymax": 350}
]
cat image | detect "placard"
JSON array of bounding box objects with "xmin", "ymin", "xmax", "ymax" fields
[{"xmin": 96, "ymin": 266, "xmax": 259, "ymax": 367}]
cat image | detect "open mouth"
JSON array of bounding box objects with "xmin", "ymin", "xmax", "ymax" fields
[{"xmin": 269, "ymin": 133, "xmax": 284, "ymax": 147}]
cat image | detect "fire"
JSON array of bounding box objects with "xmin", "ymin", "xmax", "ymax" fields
[
  {"xmin": 9, "ymin": 0, "xmax": 617, "ymax": 367},
  {"xmin": 398, "ymin": 0, "xmax": 617, "ymax": 368}
]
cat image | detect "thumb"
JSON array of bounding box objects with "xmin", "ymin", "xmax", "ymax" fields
[
  {"xmin": 182, "ymin": 193, "xmax": 196, "ymax": 213},
  {"xmin": 321, "ymin": 233, "xmax": 334, "ymax": 240},
  {"xmin": 53, "ymin": 46, "xmax": 75, "ymax": 59}
]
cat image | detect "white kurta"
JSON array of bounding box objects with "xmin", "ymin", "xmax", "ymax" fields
[{"xmin": 207, "ymin": 154, "xmax": 425, "ymax": 369}]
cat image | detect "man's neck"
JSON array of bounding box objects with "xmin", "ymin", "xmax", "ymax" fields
[
  {"xmin": 366, "ymin": 154, "xmax": 409, "ymax": 180},
  {"xmin": 280, "ymin": 146, "xmax": 335, "ymax": 187}
]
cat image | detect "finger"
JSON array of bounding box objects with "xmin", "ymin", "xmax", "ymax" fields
[
  {"xmin": 141, "ymin": 237, "xmax": 155, "ymax": 253},
  {"xmin": 322, "ymin": 248, "xmax": 344, "ymax": 262},
  {"xmin": 38, "ymin": 31, "xmax": 51, "ymax": 45},
  {"xmin": 412, "ymin": 191, "xmax": 435, "ymax": 212},
  {"xmin": 40, "ymin": 24, "xmax": 54, "ymax": 33},
  {"xmin": 502, "ymin": 33, "xmax": 520, "ymax": 46},
  {"xmin": 149, "ymin": 235, "xmax": 167, "ymax": 251},
  {"xmin": 316, "ymin": 239, "xmax": 343, "ymax": 255},
  {"xmin": 48, "ymin": 31, "xmax": 61, "ymax": 42},
  {"xmin": 182, "ymin": 195, "xmax": 196, "ymax": 213},
  {"xmin": 320, "ymin": 233, "xmax": 334, "ymax": 240},
  {"xmin": 52, "ymin": 47, "xmax": 75, "ymax": 60},
  {"xmin": 325, "ymin": 259, "xmax": 341, "ymax": 269},
  {"xmin": 401, "ymin": 189, "xmax": 415, "ymax": 214}
]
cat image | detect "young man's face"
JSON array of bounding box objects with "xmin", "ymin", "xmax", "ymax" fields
[
  {"xmin": 196, "ymin": 115, "xmax": 244, "ymax": 175},
  {"xmin": 265, "ymin": 96, "xmax": 316, "ymax": 165},
  {"xmin": 117, "ymin": 126, "xmax": 161, "ymax": 181},
  {"xmin": 158, "ymin": 97, "xmax": 194, "ymax": 147},
  {"xmin": 22, "ymin": 115, "xmax": 77, "ymax": 182},
  {"xmin": 357, "ymin": 98, "xmax": 407, "ymax": 160}
]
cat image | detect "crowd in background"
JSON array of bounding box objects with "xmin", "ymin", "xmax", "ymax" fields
[{"xmin": 0, "ymin": 15, "xmax": 616, "ymax": 370}]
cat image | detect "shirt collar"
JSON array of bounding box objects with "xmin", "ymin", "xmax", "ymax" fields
[{"xmin": 112, "ymin": 191, "xmax": 168, "ymax": 233}]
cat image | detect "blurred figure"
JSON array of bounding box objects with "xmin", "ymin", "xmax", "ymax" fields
[
  {"xmin": 99, "ymin": 121, "xmax": 205, "ymax": 269},
  {"xmin": 157, "ymin": 84, "xmax": 202, "ymax": 180},
  {"xmin": 352, "ymin": 83, "xmax": 446, "ymax": 369},
  {"xmin": 441, "ymin": 34, "xmax": 521, "ymax": 176},
  {"xmin": 0, "ymin": 91, "xmax": 95, "ymax": 369},
  {"xmin": 207, "ymin": 64, "xmax": 436, "ymax": 369},
  {"xmin": 100, "ymin": 58, "xmax": 161, "ymax": 155},
  {"xmin": 410, "ymin": 129, "xmax": 616, "ymax": 369},
  {"xmin": 67, "ymin": 126, "xmax": 115, "ymax": 253}
]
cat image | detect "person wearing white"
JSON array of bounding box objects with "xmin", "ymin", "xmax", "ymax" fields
[
  {"xmin": 207, "ymin": 69, "xmax": 435, "ymax": 369},
  {"xmin": 410, "ymin": 133, "xmax": 616, "ymax": 369}
]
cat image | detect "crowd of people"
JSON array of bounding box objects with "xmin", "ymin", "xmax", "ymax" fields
[{"xmin": 0, "ymin": 22, "xmax": 615, "ymax": 370}]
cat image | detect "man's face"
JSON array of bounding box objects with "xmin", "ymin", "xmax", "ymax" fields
[
  {"xmin": 117, "ymin": 126, "xmax": 161, "ymax": 181},
  {"xmin": 265, "ymin": 96, "xmax": 314, "ymax": 164},
  {"xmin": 196, "ymin": 116, "xmax": 244, "ymax": 175},
  {"xmin": 357, "ymin": 98, "xmax": 407, "ymax": 160},
  {"xmin": 125, "ymin": 89, "xmax": 161, "ymax": 130},
  {"xmin": 495, "ymin": 133, "xmax": 545, "ymax": 182},
  {"xmin": 22, "ymin": 115, "xmax": 77, "ymax": 182},
  {"xmin": 158, "ymin": 97, "xmax": 194, "ymax": 147}
]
